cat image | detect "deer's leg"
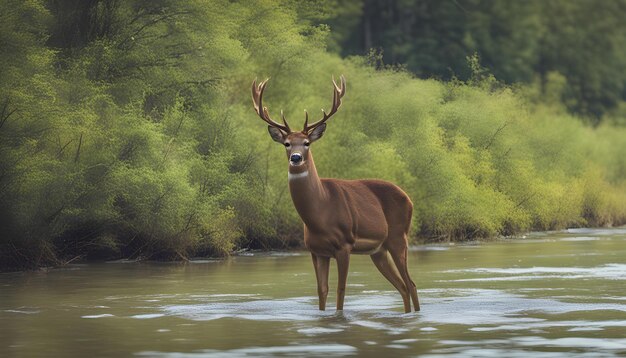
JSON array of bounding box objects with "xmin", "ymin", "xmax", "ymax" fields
[
  {"xmin": 370, "ymin": 250, "xmax": 411, "ymax": 313},
  {"xmin": 388, "ymin": 239, "xmax": 420, "ymax": 312},
  {"xmin": 335, "ymin": 249, "xmax": 350, "ymax": 311},
  {"xmin": 311, "ymin": 253, "xmax": 330, "ymax": 311}
]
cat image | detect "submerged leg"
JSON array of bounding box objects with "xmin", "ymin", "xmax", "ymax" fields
[
  {"xmin": 370, "ymin": 249, "xmax": 411, "ymax": 313},
  {"xmin": 389, "ymin": 239, "xmax": 420, "ymax": 312},
  {"xmin": 335, "ymin": 249, "xmax": 351, "ymax": 311},
  {"xmin": 311, "ymin": 253, "xmax": 330, "ymax": 310}
]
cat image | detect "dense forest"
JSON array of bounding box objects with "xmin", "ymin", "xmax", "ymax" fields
[
  {"xmin": 1, "ymin": 0, "xmax": 625, "ymax": 271},
  {"xmin": 325, "ymin": 0, "xmax": 626, "ymax": 123}
]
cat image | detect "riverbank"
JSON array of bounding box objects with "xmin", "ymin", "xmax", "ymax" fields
[{"xmin": 3, "ymin": 225, "xmax": 626, "ymax": 273}]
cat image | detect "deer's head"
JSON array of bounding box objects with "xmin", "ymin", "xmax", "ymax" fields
[{"xmin": 251, "ymin": 76, "xmax": 346, "ymax": 168}]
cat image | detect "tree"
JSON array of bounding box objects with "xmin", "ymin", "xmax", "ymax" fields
[{"xmin": 325, "ymin": 0, "xmax": 626, "ymax": 121}]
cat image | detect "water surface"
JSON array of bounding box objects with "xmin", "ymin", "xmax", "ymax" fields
[{"xmin": 1, "ymin": 228, "xmax": 625, "ymax": 357}]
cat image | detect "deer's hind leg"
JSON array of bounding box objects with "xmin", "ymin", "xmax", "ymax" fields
[
  {"xmin": 387, "ymin": 235, "xmax": 420, "ymax": 312},
  {"xmin": 370, "ymin": 249, "xmax": 411, "ymax": 313}
]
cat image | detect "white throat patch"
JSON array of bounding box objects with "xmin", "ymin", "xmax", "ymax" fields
[{"xmin": 288, "ymin": 171, "xmax": 309, "ymax": 181}]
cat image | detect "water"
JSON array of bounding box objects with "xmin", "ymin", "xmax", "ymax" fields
[{"xmin": 1, "ymin": 228, "xmax": 625, "ymax": 357}]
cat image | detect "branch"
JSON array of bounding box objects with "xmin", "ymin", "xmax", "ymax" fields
[
  {"xmin": 117, "ymin": 11, "xmax": 191, "ymax": 49},
  {"xmin": 515, "ymin": 192, "xmax": 536, "ymax": 209},
  {"xmin": 484, "ymin": 121, "xmax": 509, "ymax": 150},
  {"xmin": 0, "ymin": 98, "xmax": 17, "ymax": 130},
  {"xmin": 58, "ymin": 138, "xmax": 75, "ymax": 159},
  {"xmin": 74, "ymin": 133, "xmax": 83, "ymax": 163}
]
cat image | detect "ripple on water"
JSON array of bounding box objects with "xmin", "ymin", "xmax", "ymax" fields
[
  {"xmin": 162, "ymin": 297, "xmax": 326, "ymax": 322},
  {"xmin": 469, "ymin": 319, "xmax": 626, "ymax": 332},
  {"xmin": 558, "ymin": 236, "xmax": 601, "ymax": 242},
  {"xmin": 567, "ymin": 227, "xmax": 626, "ymax": 236},
  {"xmin": 3, "ymin": 309, "xmax": 40, "ymax": 315},
  {"xmin": 131, "ymin": 313, "xmax": 165, "ymax": 319},
  {"xmin": 297, "ymin": 327, "xmax": 344, "ymax": 336},
  {"xmin": 350, "ymin": 319, "xmax": 408, "ymax": 335},
  {"xmin": 82, "ymin": 314, "xmax": 115, "ymax": 319},
  {"xmin": 433, "ymin": 337, "xmax": 626, "ymax": 356},
  {"xmin": 440, "ymin": 263, "xmax": 626, "ymax": 281},
  {"xmin": 160, "ymin": 292, "xmax": 407, "ymax": 323},
  {"xmin": 419, "ymin": 288, "xmax": 626, "ymax": 326},
  {"xmin": 410, "ymin": 245, "xmax": 450, "ymax": 252},
  {"xmin": 136, "ymin": 344, "xmax": 357, "ymax": 357},
  {"xmin": 514, "ymin": 336, "xmax": 626, "ymax": 350},
  {"xmin": 155, "ymin": 287, "xmax": 625, "ymax": 332},
  {"xmin": 423, "ymin": 348, "xmax": 615, "ymax": 358}
]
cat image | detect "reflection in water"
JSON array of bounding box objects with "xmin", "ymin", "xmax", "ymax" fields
[{"xmin": 1, "ymin": 228, "xmax": 625, "ymax": 357}]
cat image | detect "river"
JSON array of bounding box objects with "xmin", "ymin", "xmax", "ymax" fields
[{"xmin": 1, "ymin": 228, "xmax": 625, "ymax": 357}]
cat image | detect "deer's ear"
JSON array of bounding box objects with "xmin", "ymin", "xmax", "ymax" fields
[
  {"xmin": 308, "ymin": 123, "xmax": 326, "ymax": 142},
  {"xmin": 268, "ymin": 126, "xmax": 286, "ymax": 143}
]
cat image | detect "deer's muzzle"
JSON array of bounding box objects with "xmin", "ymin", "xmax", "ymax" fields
[{"xmin": 290, "ymin": 152, "xmax": 303, "ymax": 165}]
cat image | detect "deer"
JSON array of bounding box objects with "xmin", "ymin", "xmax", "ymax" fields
[{"xmin": 251, "ymin": 75, "xmax": 420, "ymax": 313}]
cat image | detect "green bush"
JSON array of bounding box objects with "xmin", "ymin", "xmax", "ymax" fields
[{"xmin": 1, "ymin": 0, "xmax": 626, "ymax": 271}]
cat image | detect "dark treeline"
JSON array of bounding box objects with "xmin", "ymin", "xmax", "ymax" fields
[
  {"xmin": 1, "ymin": 0, "xmax": 625, "ymax": 271},
  {"xmin": 324, "ymin": 0, "xmax": 626, "ymax": 124}
]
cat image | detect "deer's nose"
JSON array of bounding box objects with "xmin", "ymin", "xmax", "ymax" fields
[{"xmin": 290, "ymin": 152, "xmax": 303, "ymax": 164}]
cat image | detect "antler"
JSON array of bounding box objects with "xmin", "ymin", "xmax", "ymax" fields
[
  {"xmin": 303, "ymin": 75, "xmax": 346, "ymax": 133},
  {"xmin": 251, "ymin": 79, "xmax": 291, "ymax": 133}
]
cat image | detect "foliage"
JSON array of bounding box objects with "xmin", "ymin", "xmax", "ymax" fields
[
  {"xmin": 325, "ymin": 0, "xmax": 626, "ymax": 123},
  {"xmin": 1, "ymin": 0, "xmax": 626, "ymax": 271}
]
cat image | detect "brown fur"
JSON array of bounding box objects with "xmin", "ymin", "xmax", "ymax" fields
[
  {"xmin": 289, "ymin": 150, "xmax": 420, "ymax": 312},
  {"xmin": 252, "ymin": 76, "xmax": 419, "ymax": 312}
]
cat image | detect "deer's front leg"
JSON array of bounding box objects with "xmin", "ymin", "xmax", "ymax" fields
[
  {"xmin": 335, "ymin": 248, "xmax": 351, "ymax": 311},
  {"xmin": 311, "ymin": 253, "xmax": 330, "ymax": 311}
]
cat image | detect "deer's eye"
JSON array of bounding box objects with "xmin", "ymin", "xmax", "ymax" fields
[
  {"xmin": 304, "ymin": 142, "xmax": 310, "ymax": 147},
  {"xmin": 284, "ymin": 142, "xmax": 290, "ymax": 147}
]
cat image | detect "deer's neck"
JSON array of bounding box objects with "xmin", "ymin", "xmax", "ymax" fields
[{"xmin": 288, "ymin": 150, "xmax": 328, "ymax": 230}]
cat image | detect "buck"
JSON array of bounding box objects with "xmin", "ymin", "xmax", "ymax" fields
[{"xmin": 251, "ymin": 76, "xmax": 420, "ymax": 313}]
